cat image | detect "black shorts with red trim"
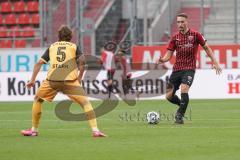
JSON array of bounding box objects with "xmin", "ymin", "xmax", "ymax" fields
[{"xmin": 168, "ymin": 69, "xmax": 195, "ymax": 95}]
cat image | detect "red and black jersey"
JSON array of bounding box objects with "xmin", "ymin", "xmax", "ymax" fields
[
  {"xmin": 167, "ymin": 29, "xmax": 206, "ymax": 71},
  {"xmin": 118, "ymin": 55, "xmax": 131, "ymax": 78},
  {"xmin": 100, "ymin": 50, "xmax": 116, "ymax": 71}
]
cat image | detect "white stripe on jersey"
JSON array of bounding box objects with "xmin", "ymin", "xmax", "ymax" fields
[{"xmin": 101, "ymin": 50, "xmax": 116, "ymax": 70}]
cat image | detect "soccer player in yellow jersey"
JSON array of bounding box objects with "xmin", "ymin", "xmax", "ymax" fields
[{"xmin": 21, "ymin": 25, "xmax": 106, "ymax": 137}]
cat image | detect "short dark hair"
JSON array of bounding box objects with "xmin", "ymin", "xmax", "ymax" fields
[
  {"xmin": 177, "ymin": 13, "xmax": 188, "ymax": 19},
  {"xmin": 58, "ymin": 25, "xmax": 72, "ymax": 41}
]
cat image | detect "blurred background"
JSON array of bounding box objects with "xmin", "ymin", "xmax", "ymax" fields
[
  {"xmin": 0, "ymin": 0, "xmax": 240, "ymax": 100},
  {"xmin": 0, "ymin": 0, "xmax": 239, "ymax": 54}
]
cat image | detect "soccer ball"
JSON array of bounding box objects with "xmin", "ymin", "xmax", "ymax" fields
[{"xmin": 146, "ymin": 111, "xmax": 160, "ymax": 124}]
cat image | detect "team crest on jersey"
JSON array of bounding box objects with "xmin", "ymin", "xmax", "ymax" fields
[
  {"xmin": 188, "ymin": 36, "xmax": 194, "ymax": 43},
  {"xmin": 187, "ymin": 76, "xmax": 193, "ymax": 81}
]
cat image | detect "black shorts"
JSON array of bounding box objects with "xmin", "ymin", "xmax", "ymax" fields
[
  {"xmin": 122, "ymin": 77, "xmax": 133, "ymax": 95},
  {"xmin": 168, "ymin": 70, "xmax": 195, "ymax": 95},
  {"xmin": 107, "ymin": 70, "xmax": 115, "ymax": 80}
]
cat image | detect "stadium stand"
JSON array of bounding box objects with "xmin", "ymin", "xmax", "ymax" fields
[
  {"xmin": 9, "ymin": 26, "xmax": 21, "ymax": 37},
  {"xmin": 51, "ymin": 0, "xmax": 110, "ymax": 37},
  {"xmin": 1, "ymin": 1, "xmax": 12, "ymax": 13},
  {"xmin": 31, "ymin": 13, "xmax": 39, "ymax": 25},
  {"xmin": 0, "ymin": 0, "xmax": 40, "ymax": 48},
  {"xmin": 0, "ymin": 14, "xmax": 3, "ymax": 25},
  {"xmin": 1, "ymin": 0, "xmax": 238, "ymax": 49},
  {"xmin": 84, "ymin": 0, "xmax": 110, "ymax": 21},
  {"xmin": 204, "ymin": 0, "xmax": 240, "ymax": 44},
  {"xmin": 14, "ymin": 39, "xmax": 27, "ymax": 48},
  {"xmin": 22, "ymin": 26, "xmax": 35, "ymax": 37},
  {"xmin": 13, "ymin": 1, "xmax": 26, "ymax": 13},
  {"xmin": 0, "ymin": 26, "xmax": 8, "ymax": 37},
  {"xmin": 161, "ymin": 7, "xmax": 210, "ymax": 42},
  {"xmin": 5, "ymin": 13, "xmax": 17, "ymax": 25},
  {"xmin": 114, "ymin": 19, "xmax": 129, "ymax": 42},
  {"xmin": 95, "ymin": 0, "xmax": 122, "ymax": 54},
  {"xmin": 0, "ymin": 39, "xmax": 12, "ymax": 48},
  {"xmin": 26, "ymin": 1, "xmax": 39, "ymax": 12},
  {"xmin": 51, "ymin": 0, "xmax": 111, "ymax": 53},
  {"xmin": 18, "ymin": 13, "xmax": 31, "ymax": 25},
  {"xmin": 149, "ymin": 0, "xmax": 240, "ymax": 44}
]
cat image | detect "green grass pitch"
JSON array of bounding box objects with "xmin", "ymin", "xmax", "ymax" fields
[{"xmin": 0, "ymin": 99, "xmax": 240, "ymax": 160}]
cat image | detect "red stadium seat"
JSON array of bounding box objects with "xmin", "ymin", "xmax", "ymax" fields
[
  {"xmin": 26, "ymin": 1, "xmax": 39, "ymax": 12},
  {"xmin": 1, "ymin": 2, "xmax": 12, "ymax": 13},
  {"xmin": 0, "ymin": 40, "xmax": 12, "ymax": 48},
  {"xmin": 13, "ymin": 1, "xmax": 26, "ymax": 13},
  {"xmin": 31, "ymin": 13, "xmax": 39, "ymax": 25},
  {"xmin": 22, "ymin": 26, "xmax": 34, "ymax": 37},
  {"xmin": 0, "ymin": 26, "xmax": 8, "ymax": 38},
  {"xmin": 5, "ymin": 40, "xmax": 12, "ymax": 48},
  {"xmin": 18, "ymin": 13, "xmax": 30, "ymax": 25},
  {"xmin": 9, "ymin": 26, "xmax": 22, "ymax": 37},
  {"xmin": 31, "ymin": 39, "xmax": 40, "ymax": 47},
  {"xmin": 0, "ymin": 40, "xmax": 4, "ymax": 48},
  {"xmin": 5, "ymin": 14, "xmax": 17, "ymax": 25},
  {"xmin": 14, "ymin": 39, "xmax": 27, "ymax": 48},
  {"xmin": 0, "ymin": 14, "xmax": 4, "ymax": 25}
]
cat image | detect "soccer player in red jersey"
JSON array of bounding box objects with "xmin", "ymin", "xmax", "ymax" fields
[
  {"xmin": 115, "ymin": 49, "xmax": 132, "ymax": 96},
  {"xmin": 158, "ymin": 13, "xmax": 222, "ymax": 124},
  {"xmin": 100, "ymin": 44, "xmax": 116, "ymax": 98}
]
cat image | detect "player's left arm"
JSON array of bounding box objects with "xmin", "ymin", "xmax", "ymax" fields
[
  {"xmin": 77, "ymin": 55, "xmax": 85, "ymax": 84},
  {"xmin": 76, "ymin": 46, "xmax": 86, "ymax": 83},
  {"xmin": 202, "ymin": 43, "xmax": 222, "ymax": 75}
]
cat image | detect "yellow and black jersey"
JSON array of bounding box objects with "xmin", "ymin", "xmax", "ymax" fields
[{"xmin": 41, "ymin": 41, "xmax": 83, "ymax": 81}]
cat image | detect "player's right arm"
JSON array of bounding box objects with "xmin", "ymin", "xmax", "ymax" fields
[
  {"xmin": 26, "ymin": 48, "xmax": 49, "ymax": 89},
  {"xmin": 26, "ymin": 59, "xmax": 45, "ymax": 89},
  {"xmin": 157, "ymin": 50, "xmax": 174, "ymax": 63},
  {"xmin": 157, "ymin": 35, "xmax": 175, "ymax": 64}
]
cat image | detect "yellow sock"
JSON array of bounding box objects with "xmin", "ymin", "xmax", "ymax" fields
[
  {"xmin": 32, "ymin": 100, "xmax": 42, "ymax": 130},
  {"xmin": 82, "ymin": 102, "xmax": 98, "ymax": 131}
]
